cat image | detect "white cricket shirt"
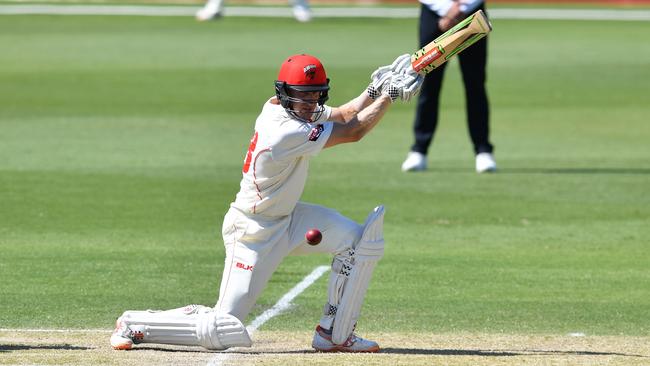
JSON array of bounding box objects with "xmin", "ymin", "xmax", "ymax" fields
[
  {"xmin": 231, "ymin": 98, "xmax": 333, "ymax": 218},
  {"xmin": 419, "ymin": 0, "xmax": 483, "ymax": 17}
]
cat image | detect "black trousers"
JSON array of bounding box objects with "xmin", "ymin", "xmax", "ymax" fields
[{"xmin": 411, "ymin": 3, "xmax": 493, "ymax": 156}]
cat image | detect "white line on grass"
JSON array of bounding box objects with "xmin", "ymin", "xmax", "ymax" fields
[
  {"xmin": 207, "ymin": 265, "xmax": 329, "ymax": 366},
  {"xmin": 0, "ymin": 5, "xmax": 649, "ymax": 21},
  {"xmin": 246, "ymin": 265, "xmax": 329, "ymax": 334}
]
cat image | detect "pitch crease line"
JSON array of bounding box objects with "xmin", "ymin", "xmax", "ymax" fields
[{"xmin": 207, "ymin": 265, "xmax": 329, "ymax": 366}]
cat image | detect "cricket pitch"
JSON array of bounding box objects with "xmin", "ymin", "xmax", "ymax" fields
[{"xmin": 1, "ymin": 330, "xmax": 649, "ymax": 366}]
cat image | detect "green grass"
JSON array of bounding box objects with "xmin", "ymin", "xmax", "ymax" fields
[{"xmin": 0, "ymin": 15, "xmax": 649, "ymax": 336}]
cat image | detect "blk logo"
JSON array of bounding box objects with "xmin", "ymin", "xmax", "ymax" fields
[{"xmin": 236, "ymin": 262, "xmax": 254, "ymax": 271}]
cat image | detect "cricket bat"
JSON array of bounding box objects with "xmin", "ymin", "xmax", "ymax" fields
[{"xmin": 411, "ymin": 9, "xmax": 492, "ymax": 75}]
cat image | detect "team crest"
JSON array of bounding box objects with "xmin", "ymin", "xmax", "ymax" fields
[
  {"xmin": 308, "ymin": 124, "xmax": 324, "ymax": 141},
  {"xmin": 304, "ymin": 64, "xmax": 317, "ymax": 80}
]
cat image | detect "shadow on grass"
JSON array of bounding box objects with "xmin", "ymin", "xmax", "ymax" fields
[
  {"xmin": 498, "ymin": 168, "xmax": 650, "ymax": 175},
  {"xmin": 381, "ymin": 348, "xmax": 519, "ymax": 356},
  {"xmin": 381, "ymin": 348, "xmax": 649, "ymax": 358},
  {"xmin": 523, "ymin": 349, "xmax": 649, "ymax": 358},
  {"xmin": 428, "ymin": 167, "xmax": 650, "ymax": 175},
  {"xmin": 132, "ymin": 346, "xmax": 648, "ymax": 358},
  {"xmin": 0, "ymin": 344, "xmax": 93, "ymax": 352}
]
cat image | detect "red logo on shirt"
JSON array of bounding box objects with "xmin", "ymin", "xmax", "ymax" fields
[
  {"xmin": 242, "ymin": 131, "xmax": 258, "ymax": 173},
  {"xmin": 308, "ymin": 124, "xmax": 324, "ymax": 141}
]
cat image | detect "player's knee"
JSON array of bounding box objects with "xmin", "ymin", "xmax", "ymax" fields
[
  {"xmin": 356, "ymin": 205, "xmax": 385, "ymax": 261},
  {"xmin": 335, "ymin": 223, "xmax": 362, "ymax": 255},
  {"xmin": 349, "ymin": 223, "xmax": 363, "ymax": 245}
]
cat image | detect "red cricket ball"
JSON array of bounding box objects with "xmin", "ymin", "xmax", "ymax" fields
[{"xmin": 305, "ymin": 229, "xmax": 322, "ymax": 245}]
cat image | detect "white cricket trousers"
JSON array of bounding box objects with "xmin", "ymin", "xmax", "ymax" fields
[{"xmin": 216, "ymin": 202, "xmax": 362, "ymax": 321}]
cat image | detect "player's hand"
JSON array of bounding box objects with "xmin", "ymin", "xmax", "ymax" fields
[
  {"xmin": 381, "ymin": 82, "xmax": 400, "ymax": 103},
  {"xmin": 367, "ymin": 54, "xmax": 411, "ymax": 99},
  {"xmin": 438, "ymin": 18, "xmax": 455, "ymax": 32},
  {"xmin": 367, "ymin": 71, "xmax": 392, "ymax": 100},
  {"xmin": 439, "ymin": 2, "xmax": 463, "ymax": 31},
  {"xmin": 386, "ymin": 71, "xmax": 424, "ymax": 103},
  {"xmin": 368, "ymin": 54, "xmax": 413, "ymax": 99},
  {"xmin": 399, "ymin": 72, "xmax": 424, "ymax": 102},
  {"xmin": 389, "ymin": 53, "xmax": 412, "ymax": 74},
  {"xmin": 438, "ymin": 15, "xmax": 464, "ymax": 32},
  {"xmin": 369, "ymin": 56, "xmax": 406, "ymax": 90},
  {"xmin": 370, "ymin": 54, "xmax": 411, "ymax": 85}
]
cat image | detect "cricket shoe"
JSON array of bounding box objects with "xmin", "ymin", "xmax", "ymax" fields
[
  {"xmin": 401, "ymin": 151, "xmax": 427, "ymax": 172},
  {"xmin": 475, "ymin": 152, "xmax": 497, "ymax": 173},
  {"xmin": 292, "ymin": 4, "xmax": 312, "ymax": 22},
  {"xmin": 195, "ymin": 0, "xmax": 223, "ymax": 21},
  {"xmin": 312, "ymin": 325, "xmax": 380, "ymax": 353},
  {"xmin": 110, "ymin": 317, "xmax": 143, "ymax": 350}
]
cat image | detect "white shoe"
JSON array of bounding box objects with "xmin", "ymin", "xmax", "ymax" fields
[
  {"xmin": 401, "ymin": 151, "xmax": 427, "ymax": 172},
  {"xmin": 312, "ymin": 325, "xmax": 380, "ymax": 353},
  {"xmin": 110, "ymin": 317, "xmax": 143, "ymax": 350},
  {"xmin": 475, "ymin": 152, "xmax": 497, "ymax": 173},
  {"xmin": 292, "ymin": 4, "xmax": 312, "ymax": 22},
  {"xmin": 195, "ymin": 1, "xmax": 223, "ymax": 21}
]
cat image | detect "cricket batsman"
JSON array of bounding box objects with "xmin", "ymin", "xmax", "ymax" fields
[{"xmin": 110, "ymin": 54, "xmax": 422, "ymax": 352}]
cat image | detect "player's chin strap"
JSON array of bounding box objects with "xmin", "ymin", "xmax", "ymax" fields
[
  {"xmin": 120, "ymin": 305, "xmax": 252, "ymax": 350},
  {"xmin": 286, "ymin": 105, "xmax": 325, "ymax": 124},
  {"xmin": 320, "ymin": 205, "xmax": 385, "ymax": 345}
]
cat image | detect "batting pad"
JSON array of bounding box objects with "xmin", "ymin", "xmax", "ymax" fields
[
  {"xmin": 320, "ymin": 250, "xmax": 354, "ymax": 330},
  {"xmin": 121, "ymin": 304, "xmax": 251, "ymax": 350},
  {"xmin": 331, "ymin": 205, "xmax": 385, "ymax": 345}
]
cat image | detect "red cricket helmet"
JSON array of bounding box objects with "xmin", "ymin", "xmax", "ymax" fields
[{"xmin": 274, "ymin": 54, "xmax": 330, "ymax": 122}]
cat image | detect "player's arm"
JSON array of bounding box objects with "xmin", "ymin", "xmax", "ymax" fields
[
  {"xmin": 329, "ymin": 90, "xmax": 374, "ymax": 124},
  {"xmin": 322, "ymin": 53, "xmax": 427, "ymax": 148},
  {"xmin": 323, "ymin": 92, "xmax": 392, "ymax": 149}
]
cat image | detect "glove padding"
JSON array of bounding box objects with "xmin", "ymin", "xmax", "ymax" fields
[
  {"xmin": 392, "ymin": 70, "xmax": 424, "ymax": 102},
  {"xmin": 366, "ymin": 72, "xmax": 391, "ymax": 99},
  {"xmin": 367, "ymin": 54, "xmax": 412, "ymax": 99},
  {"xmin": 382, "ymin": 70, "xmax": 423, "ymax": 103},
  {"xmin": 389, "ymin": 53, "xmax": 413, "ymax": 75},
  {"xmin": 381, "ymin": 84, "xmax": 400, "ymax": 102}
]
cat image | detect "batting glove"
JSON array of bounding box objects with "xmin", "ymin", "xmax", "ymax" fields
[
  {"xmin": 398, "ymin": 71, "xmax": 424, "ymax": 102},
  {"xmin": 367, "ymin": 54, "xmax": 412, "ymax": 99},
  {"xmin": 381, "ymin": 83, "xmax": 401, "ymax": 102},
  {"xmin": 367, "ymin": 71, "xmax": 392, "ymax": 100},
  {"xmin": 387, "ymin": 71, "xmax": 424, "ymax": 103},
  {"xmin": 389, "ymin": 53, "xmax": 412, "ymax": 74}
]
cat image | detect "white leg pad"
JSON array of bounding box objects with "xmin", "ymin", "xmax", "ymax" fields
[
  {"xmin": 319, "ymin": 250, "xmax": 354, "ymax": 330},
  {"xmin": 121, "ymin": 304, "xmax": 251, "ymax": 350},
  {"xmin": 330, "ymin": 205, "xmax": 385, "ymax": 345},
  {"xmin": 331, "ymin": 260, "xmax": 378, "ymax": 345}
]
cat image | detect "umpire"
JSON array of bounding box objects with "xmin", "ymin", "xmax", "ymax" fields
[{"xmin": 401, "ymin": 0, "xmax": 496, "ymax": 173}]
